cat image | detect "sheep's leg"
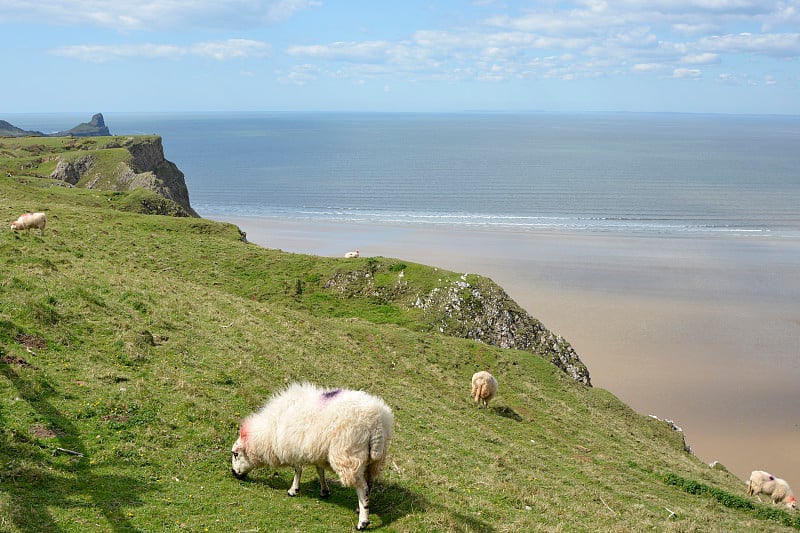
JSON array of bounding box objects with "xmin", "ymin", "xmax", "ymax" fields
[
  {"xmin": 316, "ymin": 466, "xmax": 330, "ymax": 498},
  {"xmin": 287, "ymin": 466, "xmax": 303, "ymax": 496},
  {"xmin": 354, "ymin": 473, "xmax": 371, "ymax": 530}
]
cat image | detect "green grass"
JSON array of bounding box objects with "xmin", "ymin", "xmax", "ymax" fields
[{"xmin": 1, "ymin": 170, "xmax": 798, "ymax": 531}]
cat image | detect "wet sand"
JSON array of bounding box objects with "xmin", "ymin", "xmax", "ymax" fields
[{"xmin": 216, "ymin": 215, "xmax": 800, "ymax": 484}]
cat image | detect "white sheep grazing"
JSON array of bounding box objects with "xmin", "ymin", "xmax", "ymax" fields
[
  {"xmin": 231, "ymin": 382, "xmax": 394, "ymax": 530},
  {"xmin": 11, "ymin": 212, "xmax": 46, "ymax": 235},
  {"xmin": 344, "ymin": 249, "xmax": 360, "ymax": 258},
  {"xmin": 759, "ymin": 477, "xmax": 798, "ymax": 509},
  {"xmin": 471, "ymin": 371, "xmax": 498, "ymax": 408},
  {"xmin": 747, "ymin": 470, "xmax": 776, "ymax": 496}
]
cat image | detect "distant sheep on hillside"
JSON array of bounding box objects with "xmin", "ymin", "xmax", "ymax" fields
[
  {"xmin": 471, "ymin": 371, "xmax": 498, "ymax": 408},
  {"xmin": 344, "ymin": 249, "xmax": 360, "ymax": 258},
  {"xmin": 231, "ymin": 382, "xmax": 394, "ymax": 530},
  {"xmin": 11, "ymin": 212, "xmax": 46, "ymax": 235}
]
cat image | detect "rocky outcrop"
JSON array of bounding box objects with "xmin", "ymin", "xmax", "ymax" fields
[
  {"xmin": 53, "ymin": 113, "xmax": 111, "ymax": 137},
  {"xmin": 50, "ymin": 136, "xmax": 199, "ymax": 217},
  {"xmin": 324, "ymin": 265, "xmax": 591, "ymax": 385},
  {"xmin": 51, "ymin": 155, "xmax": 95, "ymax": 185},
  {"xmin": 412, "ymin": 273, "xmax": 591, "ymax": 385},
  {"xmin": 114, "ymin": 137, "xmax": 198, "ymax": 217}
]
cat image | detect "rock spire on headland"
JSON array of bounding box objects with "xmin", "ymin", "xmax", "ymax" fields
[{"xmin": 54, "ymin": 113, "xmax": 111, "ymax": 137}]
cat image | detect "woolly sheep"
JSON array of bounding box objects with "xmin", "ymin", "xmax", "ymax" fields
[
  {"xmin": 11, "ymin": 212, "xmax": 46, "ymax": 235},
  {"xmin": 471, "ymin": 371, "xmax": 498, "ymax": 408},
  {"xmin": 747, "ymin": 470, "xmax": 776, "ymax": 496},
  {"xmin": 759, "ymin": 477, "xmax": 797, "ymax": 509},
  {"xmin": 231, "ymin": 382, "xmax": 394, "ymax": 530},
  {"xmin": 344, "ymin": 249, "xmax": 360, "ymax": 258}
]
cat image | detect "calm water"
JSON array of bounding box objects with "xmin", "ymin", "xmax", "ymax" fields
[{"xmin": 8, "ymin": 111, "xmax": 800, "ymax": 237}]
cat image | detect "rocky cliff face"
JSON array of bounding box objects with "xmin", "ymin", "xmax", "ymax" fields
[
  {"xmin": 325, "ymin": 264, "xmax": 591, "ymax": 385},
  {"xmin": 50, "ymin": 136, "xmax": 199, "ymax": 217},
  {"xmin": 413, "ymin": 273, "xmax": 592, "ymax": 385}
]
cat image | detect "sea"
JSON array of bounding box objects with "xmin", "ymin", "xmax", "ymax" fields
[{"xmin": 8, "ymin": 111, "xmax": 800, "ymax": 238}]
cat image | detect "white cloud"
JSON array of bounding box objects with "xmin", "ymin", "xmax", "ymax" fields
[
  {"xmin": 287, "ymin": 41, "xmax": 393, "ymax": 62},
  {"xmin": 681, "ymin": 52, "xmax": 719, "ymax": 64},
  {"xmin": 0, "ymin": 0, "xmax": 321, "ymax": 30},
  {"xmin": 698, "ymin": 32, "xmax": 800, "ymax": 57},
  {"xmin": 50, "ymin": 43, "xmax": 185, "ymax": 63},
  {"xmin": 191, "ymin": 39, "xmax": 271, "ymax": 61},
  {"xmin": 632, "ymin": 62, "xmax": 665, "ymax": 72},
  {"xmin": 672, "ymin": 67, "xmax": 702, "ymax": 78},
  {"xmin": 672, "ymin": 23, "xmax": 721, "ymax": 36},
  {"xmin": 50, "ymin": 39, "xmax": 271, "ymax": 63},
  {"xmin": 277, "ymin": 64, "xmax": 321, "ymax": 85}
]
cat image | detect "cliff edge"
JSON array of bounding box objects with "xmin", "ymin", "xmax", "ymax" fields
[
  {"xmin": 324, "ymin": 262, "xmax": 591, "ymax": 385},
  {"xmin": 49, "ymin": 136, "xmax": 199, "ymax": 217}
]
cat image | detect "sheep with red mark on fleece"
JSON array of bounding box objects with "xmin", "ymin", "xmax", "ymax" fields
[
  {"xmin": 748, "ymin": 471, "xmax": 798, "ymax": 509},
  {"xmin": 11, "ymin": 212, "xmax": 46, "ymax": 235},
  {"xmin": 231, "ymin": 382, "xmax": 394, "ymax": 530}
]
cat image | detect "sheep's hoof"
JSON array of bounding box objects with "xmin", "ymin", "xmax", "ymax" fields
[
  {"xmin": 287, "ymin": 490, "xmax": 298, "ymax": 497},
  {"xmin": 356, "ymin": 520, "xmax": 370, "ymax": 530},
  {"xmin": 320, "ymin": 489, "xmax": 331, "ymax": 498}
]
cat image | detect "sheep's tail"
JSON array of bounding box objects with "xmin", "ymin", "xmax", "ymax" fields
[
  {"xmin": 366, "ymin": 411, "xmax": 393, "ymax": 484},
  {"xmin": 475, "ymin": 381, "xmax": 487, "ymax": 401}
]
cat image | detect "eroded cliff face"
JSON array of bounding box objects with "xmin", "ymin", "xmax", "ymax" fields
[
  {"xmin": 413, "ymin": 274, "xmax": 592, "ymax": 385},
  {"xmin": 324, "ymin": 264, "xmax": 592, "ymax": 385},
  {"xmin": 50, "ymin": 136, "xmax": 199, "ymax": 217}
]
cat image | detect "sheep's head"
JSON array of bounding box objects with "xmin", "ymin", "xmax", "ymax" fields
[{"xmin": 231, "ymin": 437, "xmax": 253, "ymax": 479}]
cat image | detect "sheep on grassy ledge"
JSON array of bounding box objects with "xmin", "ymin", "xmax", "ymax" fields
[
  {"xmin": 11, "ymin": 212, "xmax": 46, "ymax": 235},
  {"xmin": 231, "ymin": 382, "xmax": 394, "ymax": 530},
  {"xmin": 748, "ymin": 471, "xmax": 798, "ymax": 509},
  {"xmin": 471, "ymin": 371, "xmax": 498, "ymax": 408}
]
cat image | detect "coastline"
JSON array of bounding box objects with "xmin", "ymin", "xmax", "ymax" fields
[{"xmin": 213, "ymin": 215, "xmax": 800, "ymax": 484}]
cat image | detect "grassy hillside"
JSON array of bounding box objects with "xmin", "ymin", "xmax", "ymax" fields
[{"xmin": 1, "ymin": 175, "xmax": 798, "ymax": 532}]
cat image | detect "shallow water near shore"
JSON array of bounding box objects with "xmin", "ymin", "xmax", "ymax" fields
[{"xmin": 215, "ymin": 215, "xmax": 800, "ymax": 485}]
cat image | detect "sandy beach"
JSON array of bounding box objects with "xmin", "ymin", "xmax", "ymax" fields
[{"xmin": 215, "ymin": 215, "xmax": 800, "ymax": 485}]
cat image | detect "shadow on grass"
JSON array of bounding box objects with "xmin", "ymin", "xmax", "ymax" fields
[
  {"xmin": 1, "ymin": 358, "xmax": 155, "ymax": 533},
  {"xmin": 238, "ymin": 472, "xmax": 495, "ymax": 531},
  {"xmin": 493, "ymin": 405, "xmax": 523, "ymax": 422}
]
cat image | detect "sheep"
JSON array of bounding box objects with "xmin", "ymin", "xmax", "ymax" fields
[
  {"xmin": 758, "ymin": 477, "xmax": 797, "ymax": 509},
  {"xmin": 231, "ymin": 382, "xmax": 394, "ymax": 530},
  {"xmin": 747, "ymin": 470, "xmax": 776, "ymax": 496},
  {"xmin": 344, "ymin": 249, "xmax": 360, "ymax": 258},
  {"xmin": 471, "ymin": 371, "xmax": 498, "ymax": 408},
  {"xmin": 11, "ymin": 212, "xmax": 46, "ymax": 235}
]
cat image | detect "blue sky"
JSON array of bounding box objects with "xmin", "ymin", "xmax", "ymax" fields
[{"xmin": 1, "ymin": 0, "xmax": 798, "ymax": 115}]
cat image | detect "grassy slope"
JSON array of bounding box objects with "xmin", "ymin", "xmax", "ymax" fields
[{"xmin": 0, "ymin": 176, "xmax": 797, "ymax": 532}]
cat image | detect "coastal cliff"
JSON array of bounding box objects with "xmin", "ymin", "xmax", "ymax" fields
[
  {"xmin": 49, "ymin": 136, "xmax": 198, "ymax": 217},
  {"xmin": 324, "ymin": 262, "xmax": 591, "ymax": 385}
]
